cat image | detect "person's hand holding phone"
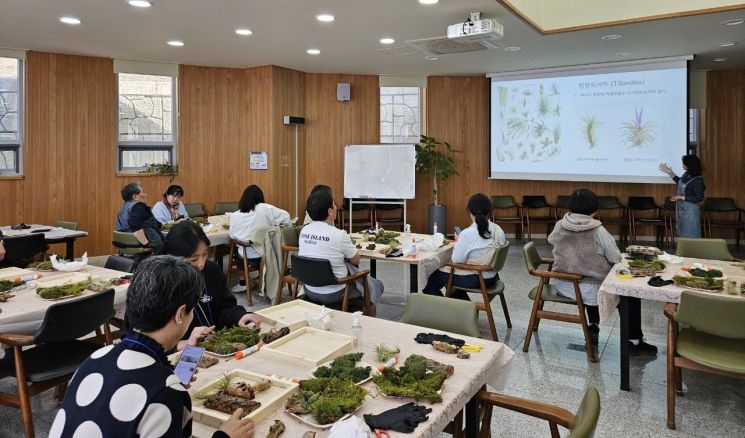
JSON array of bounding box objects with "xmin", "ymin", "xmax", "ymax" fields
[
  {"xmin": 219, "ymin": 409, "xmax": 255, "ymax": 438},
  {"xmin": 174, "ymin": 345, "xmax": 204, "ymax": 386}
]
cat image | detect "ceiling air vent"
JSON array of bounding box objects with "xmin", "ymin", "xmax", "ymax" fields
[{"xmin": 405, "ymin": 35, "xmax": 499, "ymax": 55}]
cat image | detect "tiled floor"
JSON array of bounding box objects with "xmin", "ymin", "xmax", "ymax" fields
[{"xmin": 1, "ymin": 241, "xmax": 743, "ymax": 437}]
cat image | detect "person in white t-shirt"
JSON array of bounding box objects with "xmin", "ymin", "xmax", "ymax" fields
[
  {"xmin": 229, "ymin": 185, "xmax": 291, "ymax": 291},
  {"xmin": 298, "ymin": 189, "xmax": 370, "ymax": 310},
  {"xmin": 423, "ymin": 193, "xmax": 506, "ymax": 300},
  {"xmin": 303, "ymin": 184, "xmax": 332, "ymax": 225}
]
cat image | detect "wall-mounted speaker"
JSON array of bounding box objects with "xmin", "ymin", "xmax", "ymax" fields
[{"xmin": 337, "ymin": 83, "xmax": 351, "ymax": 101}]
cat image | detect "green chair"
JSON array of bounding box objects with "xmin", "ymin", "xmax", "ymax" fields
[
  {"xmin": 478, "ymin": 387, "xmax": 601, "ymax": 438},
  {"xmin": 522, "ymin": 242, "xmax": 597, "ymax": 362},
  {"xmin": 184, "ymin": 202, "xmax": 207, "ymax": 218},
  {"xmin": 55, "ymin": 220, "xmax": 78, "ymax": 231},
  {"xmin": 701, "ymin": 197, "xmax": 744, "ymax": 249},
  {"xmin": 214, "ymin": 202, "xmax": 239, "ymax": 216},
  {"xmin": 664, "ymin": 292, "xmax": 745, "ymax": 430},
  {"xmin": 675, "ymin": 237, "xmax": 733, "ymax": 261},
  {"xmin": 399, "ymin": 293, "xmax": 481, "ymax": 338},
  {"xmin": 276, "ymin": 226, "xmax": 302, "ymax": 305},
  {"xmin": 445, "ymin": 241, "xmax": 511, "ymax": 341},
  {"xmin": 490, "ymin": 195, "xmax": 523, "ymax": 241},
  {"xmin": 112, "ymin": 231, "xmax": 153, "ymax": 256}
]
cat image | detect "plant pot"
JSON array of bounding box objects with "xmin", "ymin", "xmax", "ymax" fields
[{"xmin": 428, "ymin": 204, "xmax": 447, "ymax": 235}]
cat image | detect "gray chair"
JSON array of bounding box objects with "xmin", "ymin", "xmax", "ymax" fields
[
  {"xmin": 55, "ymin": 220, "xmax": 79, "ymax": 231},
  {"xmin": 184, "ymin": 202, "xmax": 207, "ymax": 218},
  {"xmin": 214, "ymin": 202, "xmax": 238, "ymax": 215},
  {"xmin": 399, "ymin": 292, "xmax": 480, "ymax": 338},
  {"xmin": 675, "ymin": 237, "xmax": 734, "ymax": 261}
]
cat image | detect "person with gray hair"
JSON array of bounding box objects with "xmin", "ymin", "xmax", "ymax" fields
[
  {"xmin": 115, "ymin": 181, "xmax": 164, "ymax": 249},
  {"xmin": 51, "ymin": 256, "xmax": 254, "ymax": 438}
]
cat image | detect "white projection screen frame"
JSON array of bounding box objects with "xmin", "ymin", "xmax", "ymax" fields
[{"xmin": 488, "ymin": 56, "xmax": 692, "ymax": 184}]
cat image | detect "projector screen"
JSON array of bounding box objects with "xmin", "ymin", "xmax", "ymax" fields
[{"xmin": 489, "ymin": 57, "xmax": 690, "ymax": 184}]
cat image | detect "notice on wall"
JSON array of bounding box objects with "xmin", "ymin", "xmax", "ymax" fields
[{"xmin": 249, "ymin": 151, "xmax": 268, "ymax": 170}]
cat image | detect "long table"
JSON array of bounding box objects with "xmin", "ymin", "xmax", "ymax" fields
[
  {"xmin": 1, "ymin": 224, "xmax": 88, "ymax": 260},
  {"xmin": 598, "ymin": 256, "xmax": 745, "ymax": 391},
  {"xmin": 192, "ymin": 307, "xmax": 514, "ymax": 437},
  {"xmin": 0, "ymin": 266, "xmax": 130, "ymax": 335},
  {"xmin": 352, "ymin": 233, "xmax": 455, "ymax": 293}
]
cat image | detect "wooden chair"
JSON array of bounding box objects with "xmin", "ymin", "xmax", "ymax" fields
[
  {"xmin": 478, "ymin": 387, "xmax": 601, "ymax": 438},
  {"xmin": 2, "ymin": 234, "xmax": 48, "ymax": 268},
  {"xmin": 54, "ymin": 220, "xmax": 78, "ymax": 231},
  {"xmin": 675, "ymin": 237, "xmax": 734, "ymax": 261},
  {"xmin": 0, "ymin": 289, "xmax": 115, "ymax": 438},
  {"xmin": 664, "ymin": 292, "xmax": 745, "ymax": 430},
  {"xmin": 214, "ymin": 201, "xmax": 238, "ymax": 215},
  {"xmin": 597, "ymin": 196, "xmax": 628, "ymax": 245},
  {"xmin": 522, "ymin": 196, "xmax": 555, "ymax": 240},
  {"xmin": 291, "ymin": 254, "xmax": 373, "ymax": 315},
  {"xmin": 276, "ymin": 226, "xmax": 302, "ymax": 305},
  {"xmin": 226, "ymin": 239, "xmax": 263, "ymax": 306},
  {"xmin": 627, "ymin": 196, "xmax": 666, "ymax": 245},
  {"xmin": 490, "ymin": 195, "xmax": 523, "ymax": 241},
  {"xmin": 522, "ymin": 242, "xmax": 597, "ymax": 362},
  {"xmin": 112, "ymin": 231, "xmax": 154, "ymax": 257},
  {"xmin": 184, "ymin": 202, "xmax": 207, "ymax": 218},
  {"xmin": 445, "ymin": 242, "xmax": 511, "ymax": 341}
]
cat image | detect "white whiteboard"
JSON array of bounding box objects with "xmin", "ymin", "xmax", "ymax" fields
[{"xmin": 344, "ymin": 144, "xmax": 416, "ymax": 199}]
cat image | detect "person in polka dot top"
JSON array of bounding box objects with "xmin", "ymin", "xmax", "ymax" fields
[{"xmin": 50, "ymin": 256, "xmax": 254, "ymax": 438}]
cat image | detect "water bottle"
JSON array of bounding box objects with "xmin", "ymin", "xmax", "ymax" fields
[
  {"xmin": 411, "ymin": 238, "xmax": 417, "ymax": 259},
  {"xmin": 433, "ymin": 222, "xmax": 438, "ymax": 236},
  {"xmin": 351, "ymin": 311, "xmax": 363, "ymax": 352}
]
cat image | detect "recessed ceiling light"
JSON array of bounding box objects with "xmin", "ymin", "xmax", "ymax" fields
[
  {"xmin": 601, "ymin": 34, "xmax": 622, "ymax": 40},
  {"xmin": 718, "ymin": 41, "xmax": 736, "ymax": 47},
  {"xmin": 316, "ymin": 14, "xmax": 335, "ymax": 22},
  {"xmin": 59, "ymin": 16, "xmax": 81, "ymax": 25},
  {"xmin": 713, "ymin": 57, "xmax": 728, "ymax": 62},
  {"xmin": 425, "ymin": 55, "xmax": 439, "ymax": 60},
  {"xmin": 167, "ymin": 40, "xmax": 184, "ymax": 47},
  {"xmin": 419, "ymin": 0, "xmax": 439, "ymax": 4},
  {"xmin": 128, "ymin": 0, "xmax": 152, "ymax": 7},
  {"xmin": 504, "ymin": 46, "xmax": 522, "ymax": 52},
  {"xmin": 380, "ymin": 38, "xmax": 395, "ymax": 44},
  {"xmin": 307, "ymin": 49, "xmax": 321, "ymax": 55},
  {"xmin": 721, "ymin": 18, "xmax": 744, "ymax": 26},
  {"xmin": 616, "ymin": 51, "xmax": 632, "ymax": 56},
  {"xmin": 235, "ymin": 28, "xmax": 252, "ymax": 36}
]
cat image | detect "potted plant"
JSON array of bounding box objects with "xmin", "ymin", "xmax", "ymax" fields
[
  {"xmin": 140, "ymin": 162, "xmax": 178, "ymax": 183},
  {"xmin": 415, "ymin": 135, "xmax": 460, "ymax": 234}
]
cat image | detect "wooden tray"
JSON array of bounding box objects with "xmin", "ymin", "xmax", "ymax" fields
[
  {"xmin": 261, "ymin": 327, "xmax": 354, "ymax": 366},
  {"xmin": 0, "ymin": 267, "xmax": 34, "ymax": 281},
  {"xmin": 34, "ymin": 272, "xmax": 91, "ymax": 288},
  {"xmin": 255, "ymin": 300, "xmax": 326, "ymax": 330},
  {"xmin": 192, "ymin": 370, "xmax": 298, "ymax": 429}
]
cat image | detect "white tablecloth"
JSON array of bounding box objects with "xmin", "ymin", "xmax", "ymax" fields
[
  {"xmin": 0, "ymin": 224, "xmax": 88, "ymax": 241},
  {"xmin": 192, "ymin": 308, "xmax": 515, "ymax": 437},
  {"xmin": 598, "ymin": 256, "xmax": 745, "ymax": 322}
]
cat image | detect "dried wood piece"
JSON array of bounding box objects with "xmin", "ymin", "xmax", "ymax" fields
[
  {"xmin": 302, "ymin": 432, "xmax": 316, "ymax": 438},
  {"xmin": 266, "ymin": 420, "xmax": 285, "ymax": 438},
  {"xmin": 426, "ymin": 358, "xmax": 454, "ymax": 377},
  {"xmin": 261, "ymin": 326, "xmax": 290, "ymax": 344},
  {"xmin": 225, "ymin": 381, "xmax": 256, "ymax": 400},
  {"xmin": 202, "ymin": 393, "xmax": 261, "ymax": 415},
  {"xmin": 456, "ymin": 350, "xmax": 470, "ymax": 360},
  {"xmin": 198, "ymin": 356, "xmax": 219, "ymax": 368},
  {"xmin": 252, "ymin": 379, "xmax": 271, "ymax": 393},
  {"xmin": 432, "ymin": 340, "xmax": 460, "ymax": 354}
]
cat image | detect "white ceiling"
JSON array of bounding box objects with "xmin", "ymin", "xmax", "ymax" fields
[{"xmin": 0, "ymin": 0, "xmax": 743, "ymax": 74}]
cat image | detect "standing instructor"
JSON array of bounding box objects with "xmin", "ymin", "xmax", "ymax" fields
[{"xmin": 659, "ymin": 155, "xmax": 705, "ymax": 237}]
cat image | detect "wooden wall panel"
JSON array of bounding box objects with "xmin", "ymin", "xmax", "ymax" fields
[{"xmin": 302, "ymin": 73, "xmax": 380, "ymax": 206}]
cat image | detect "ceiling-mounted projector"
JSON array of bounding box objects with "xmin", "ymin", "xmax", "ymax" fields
[{"xmin": 447, "ymin": 12, "xmax": 503, "ymax": 48}]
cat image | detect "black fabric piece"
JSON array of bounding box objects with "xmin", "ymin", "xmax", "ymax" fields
[
  {"xmin": 363, "ymin": 402, "xmax": 432, "ymax": 433},
  {"xmin": 414, "ymin": 332, "xmax": 465, "ymax": 347},
  {"xmin": 212, "ymin": 432, "xmax": 230, "ymax": 438},
  {"xmin": 648, "ymin": 276, "xmax": 674, "ymax": 287},
  {"xmin": 129, "ymin": 202, "xmax": 164, "ymax": 249},
  {"xmin": 183, "ymin": 261, "xmax": 247, "ymax": 338},
  {"xmin": 585, "ymin": 305, "xmax": 600, "ymax": 325}
]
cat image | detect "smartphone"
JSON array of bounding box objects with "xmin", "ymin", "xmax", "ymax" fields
[
  {"xmin": 454, "ymin": 226, "xmax": 462, "ymax": 235},
  {"xmin": 174, "ymin": 345, "xmax": 204, "ymax": 385}
]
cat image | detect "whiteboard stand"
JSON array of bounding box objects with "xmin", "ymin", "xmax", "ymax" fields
[{"xmin": 348, "ymin": 199, "xmax": 406, "ymax": 234}]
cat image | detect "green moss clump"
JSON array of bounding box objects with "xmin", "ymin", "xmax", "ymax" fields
[
  {"xmin": 290, "ymin": 378, "xmax": 367, "ymax": 425},
  {"xmin": 37, "ymin": 281, "xmax": 90, "ymax": 299},
  {"xmin": 312, "ymin": 352, "xmax": 371, "ymax": 383},
  {"xmin": 0, "ymin": 280, "xmax": 24, "ymax": 293},
  {"xmin": 673, "ymin": 275, "xmax": 723, "ymax": 290},
  {"xmin": 199, "ymin": 327, "xmax": 260, "ymax": 355},
  {"xmin": 373, "ymin": 355, "xmax": 447, "ymax": 404}
]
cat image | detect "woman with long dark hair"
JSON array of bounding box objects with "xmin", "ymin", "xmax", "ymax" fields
[
  {"xmin": 422, "ymin": 193, "xmax": 506, "ymax": 300},
  {"xmin": 160, "ymin": 221, "xmax": 261, "ymax": 351},
  {"xmin": 660, "ymin": 155, "xmax": 705, "ymax": 237}
]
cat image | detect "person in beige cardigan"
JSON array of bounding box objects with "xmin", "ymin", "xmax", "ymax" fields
[{"xmin": 422, "ymin": 193, "xmax": 506, "ymax": 300}]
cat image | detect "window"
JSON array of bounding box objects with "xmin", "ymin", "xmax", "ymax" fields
[
  {"xmin": 118, "ymin": 73, "xmax": 176, "ymax": 171},
  {"xmin": 0, "ymin": 57, "xmax": 22, "ymax": 174},
  {"xmin": 380, "ymin": 86, "xmax": 421, "ymax": 143}
]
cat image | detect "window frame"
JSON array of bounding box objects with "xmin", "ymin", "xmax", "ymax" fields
[
  {"xmin": 379, "ymin": 86, "xmax": 424, "ymax": 144},
  {"xmin": 0, "ymin": 57, "xmax": 23, "ymax": 175},
  {"xmin": 116, "ymin": 72, "xmax": 178, "ymax": 172}
]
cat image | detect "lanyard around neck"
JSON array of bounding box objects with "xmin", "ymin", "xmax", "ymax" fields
[{"xmin": 122, "ymin": 337, "xmax": 162, "ymax": 361}]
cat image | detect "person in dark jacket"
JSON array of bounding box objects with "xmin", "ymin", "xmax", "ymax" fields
[
  {"xmin": 116, "ymin": 181, "xmax": 164, "ymax": 249},
  {"xmin": 160, "ymin": 221, "xmax": 261, "ymax": 350},
  {"xmin": 660, "ymin": 155, "xmax": 706, "ymax": 237}
]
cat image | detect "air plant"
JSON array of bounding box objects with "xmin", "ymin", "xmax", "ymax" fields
[
  {"xmin": 581, "ymin": 114, "xmax": 601, "ymax": 149},
  {"xmin": 620, "ymin": 107, "xmax": 657, "ymax": 148},
  {"xmin": 507, "ymin": 117, "xmax": 528, "ymax": 139},
  {"xmin": 531, "ymin": 120, "xmax": 549, "ymax": 138},
  {"xmin": 553, "ymin": 103, "xmax": 561, "ymax": 116},
  {"xmin": 552, "ymin": 125, "xmax": 561, "ymax": 144},
  {"xmin": 539, "ymin": 83, "xmax": 545, "ymax": 95},
  {"xmin": 498, "ymin": 86, "xmax": 509, "ymax": 109},
  {"xmin": 551, "ymin": 83, "xmax": 559, "ymax": 95},
  {"xmin": 541, "ymin": 137, "xmax": 552, "ymax": 148},
  {"xmin": 522, "ymin": 89, "xmax": 533, "ymax": 96}
]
